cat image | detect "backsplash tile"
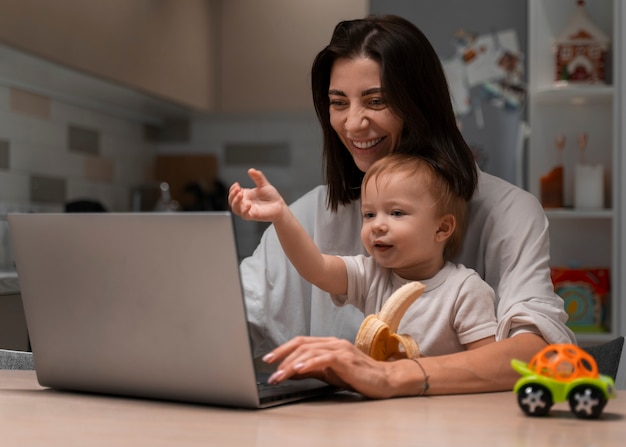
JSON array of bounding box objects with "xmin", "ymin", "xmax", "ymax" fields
[
  {"xmin": 0, "ymin": 171, "xmax": 30, "ymax": 202},
  {"xmin": 68, "ymin": 124, "xmax": 100, "ymax": 155},
  {"xmin": 0, "ymin": 140, "xmax": 9, "ymax": 169},
  {"xmin": 83, "ymin": 156, "xmax": 114, "ymax": 183},
  {"xmin": 30, "ymin": 175, "xmax": 67, "ymax": 203},
  {"xmin": 224, "ymin": 142, "xmax": 290, "ymax": 166},
  {"xmin": 0, "ymin": 84, "xmax": 158, "ymax": 211},
  {"xmin": 10, "ymin": 88, "xmax": 51, "ymax": 119}
]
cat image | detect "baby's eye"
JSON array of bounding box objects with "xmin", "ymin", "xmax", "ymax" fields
[
  {"xmin": 362, "ymin": 211, "xmax": 375, "ymax": 219},
  {"xmin": 390, "ymin": 210, "xmax": 405, "ymax": 217}
]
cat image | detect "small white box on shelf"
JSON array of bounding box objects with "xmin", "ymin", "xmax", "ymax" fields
[{"xmin": 574, "ymin": 163, "xmax": 604, "ymax": 209}]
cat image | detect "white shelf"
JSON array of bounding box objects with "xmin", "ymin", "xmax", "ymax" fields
[
  {"xmin": 544, "ymin": 208, "xmax": 613, "ymax": 219},
  {"xmin": 528, "ymin": 0, "xmax": 619, "ymax": 340},
  {"xmin": 576, "ymin": 332, "xmax": 619, "ymax": 347},
  {"xmin": 534, "ymin": 85, "xmax": 613, "ymax": 104}
]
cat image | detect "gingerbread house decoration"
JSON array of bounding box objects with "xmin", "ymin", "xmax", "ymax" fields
[{"xmin": 554, "ymin": 0, "xmax": 610, "ymax": 84}]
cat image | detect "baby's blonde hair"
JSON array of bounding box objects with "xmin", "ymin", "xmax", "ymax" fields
[{"xmin": 362, "ymin": 153, "xmax": 468, "ymax": 261}]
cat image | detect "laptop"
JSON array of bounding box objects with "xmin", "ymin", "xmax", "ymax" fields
[{"xmin": 8, "ymin": 212, "xmax": 335, "ymax": 408}]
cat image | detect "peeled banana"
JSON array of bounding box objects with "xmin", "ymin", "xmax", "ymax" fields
[{"xmin": 354, "ymin": 281, "xmax": 425, "ymax": 361}]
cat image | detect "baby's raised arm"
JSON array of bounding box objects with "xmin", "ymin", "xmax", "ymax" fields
[
  {"xmin": 228, "ymin": 169, "xmax": 348, "ymax": 296},
  {"xmin": 228, "ymin": 168, "xmax": 286, "ymax": 223}
]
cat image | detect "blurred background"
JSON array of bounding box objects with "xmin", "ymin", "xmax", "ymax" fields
[{"xmin": 0, "ymin": 0, "xmax": 528, "ymax": 261}]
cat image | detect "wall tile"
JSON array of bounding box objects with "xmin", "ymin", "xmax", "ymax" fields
[
  {"xmin": 83, "ymin": 156, "xmax": 114, "ymax": 183},
  {"xmin": 224, "ymin": 142, "xmax": 290, "ymax": 166},
  {"xmin": 8, "ymin": 141, "xmax": 83, "ymax": 179},
  {"xmin": 0, "ymin": 171, "xmax": 30, "ymax": 202},
  {"xmin": 100, "ymin": 133, "xmax": 156, "ymax": 159},
  {"xmin": 115, "ymin": 156, "xmax": 154, "ymax": 185},
  {"xmin": 68, "ymin": 124, "xmax": 100, "ymax": 155},
  {"xmin": 0, "ymin": 85, "xmax": 158, "ymax": 212},
  {"xmin": 0, "ymin": 110, "xmax": 64, "ymax": 147},
  {"xmin": 53, "ymin": 101, "xmax": 145, "ymax": 140},
  {"xmin": 30, "ymin": 175, "xmax": 66, "ymax": 203},
  {"xmin": 10, "ymin": 88, "xmax": 51, "ymax": 119},
  {"xmin": 0, "ymin": 140, "xmax": 9, "ymax": 169},
  {"xmin": 0, "ymin": 86, "xmax": 9, "ymax": 113}
]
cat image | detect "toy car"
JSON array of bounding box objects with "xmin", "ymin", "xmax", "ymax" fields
[{"xmin": 511, "ymin": 343, "xmax": 616, "ymax": 419}]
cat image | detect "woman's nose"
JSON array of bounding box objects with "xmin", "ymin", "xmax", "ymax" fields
[{"xmin": 344, "ymin": 107, "xmax": 368, "ymax": 132}]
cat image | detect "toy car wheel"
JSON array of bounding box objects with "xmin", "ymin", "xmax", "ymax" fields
[
  {"xmin": 517, "ymin": 384, "xmax": 553, "ymax": 417},
  {"xmin": 567, "ymin": 385, "xmax": 607, "ymax": 419}
]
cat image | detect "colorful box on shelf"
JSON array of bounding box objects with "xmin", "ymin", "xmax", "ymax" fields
[{"xmin": 550, "ymin": 267, "xmax": 610, "ymax": 332}]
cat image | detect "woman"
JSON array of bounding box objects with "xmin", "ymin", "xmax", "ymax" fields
[{"xmin": 238, "ymin": 15, "xmax": 574, "ymax": 398}]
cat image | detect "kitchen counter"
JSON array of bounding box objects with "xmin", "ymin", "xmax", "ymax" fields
[
  {"xmin": 0, "ymin": 270, "xmax": 19, "ymax": 295},
  {"xmin": 0, "ymin": 270, "xmax": 28, "ymax": 351}
]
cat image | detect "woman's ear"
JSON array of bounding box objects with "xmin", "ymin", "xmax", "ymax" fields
[{"xmin": 435, "ymin": 214, "xmax": 456, "ymax": 242}]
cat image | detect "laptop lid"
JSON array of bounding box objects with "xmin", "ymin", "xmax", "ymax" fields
[{"xmin": 8, "ymin": 212, "xmax": 332, "ymax": 408}]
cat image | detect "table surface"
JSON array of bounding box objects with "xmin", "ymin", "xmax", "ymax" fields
[{"xmin": 1, "ymin": 370, "xmax": 624, "ymax": 447}]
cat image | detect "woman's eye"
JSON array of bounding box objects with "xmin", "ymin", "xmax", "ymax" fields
[
  {"xmin": 329, "ymin": 99, "xmax": 347, "ymax": 108},
  {"xmin": 368, "ymin": 97, "xmax": 387, "ymax": 109}
]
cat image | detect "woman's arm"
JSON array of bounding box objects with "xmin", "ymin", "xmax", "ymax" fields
[
  {"xmin": 417, "ymin": 334, "xmax": 546, "ymax": 394},
  {"xmin": 263, "ymin": 333, "xmax": 546, "ymax": 397}
]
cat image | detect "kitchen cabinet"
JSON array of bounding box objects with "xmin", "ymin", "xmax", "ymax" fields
[
  {"xmin": 0, "ymin": 290, "xmax": 29, "ymax": 351},
  {"xmin": 0, "ymin": 0, "xmax": 215, "ymax": 113},
  {"xmin": 218, "ymin": 0, "xmax": 367, "ymax": 113},
  {"xmin": 527, "ymin": 0, "xmax": 621, "ymax": 344},
  {"xmin": 0, "ymin": 0, "xmax": 368, "ymax": 114}
]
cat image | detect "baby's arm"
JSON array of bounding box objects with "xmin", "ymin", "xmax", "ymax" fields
[{"xmin": 229, "ymin": 169, "xmax": 347, "ymax": 295}]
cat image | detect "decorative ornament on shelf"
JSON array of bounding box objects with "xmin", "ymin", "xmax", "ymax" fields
[
  {"xmin": 554, "ymin": 0, "xmax": 610, "ymax": 85},
  {"xmin": 539, "ymin": 134, "xmax": 565, "ymax": 209}
]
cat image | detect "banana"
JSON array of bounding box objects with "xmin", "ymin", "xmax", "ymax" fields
[{"xmin": 354, "ymin": 281, "xmax": 425, "ymax": 360}]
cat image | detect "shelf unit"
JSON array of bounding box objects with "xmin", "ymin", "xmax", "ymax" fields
[{"xmin": 527, "ymin": 0, "xmax": 621, "ymax": 344}]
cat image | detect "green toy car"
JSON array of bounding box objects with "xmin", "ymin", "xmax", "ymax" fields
[{"xmin": 512, "ymin": 343, "xmax": 616, "ymax": 419}]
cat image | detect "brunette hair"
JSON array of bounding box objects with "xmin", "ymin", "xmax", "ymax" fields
[
  {"xmin": 362, "ymin": 153, "xmax": 467, "ymax": 260},
  {"xmin": 311, "ymin": 15, "xmax": 477, "ymax": 212}
]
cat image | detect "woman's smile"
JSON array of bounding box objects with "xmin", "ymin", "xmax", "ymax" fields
[{"xmin": 351, "ymin": 137, "xmax": 384, "ymax": 150}]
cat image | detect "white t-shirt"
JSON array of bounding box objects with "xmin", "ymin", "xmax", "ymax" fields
[
  {"xmin": 240, "ymin": 169, "xmax": 575, "ymax": 357},
  {"xmin": 332, "ymin": 258, "xmax": 497, "ymax": 356}
]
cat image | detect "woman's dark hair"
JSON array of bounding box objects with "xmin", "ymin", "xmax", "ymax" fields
[{"xmin": 311, "ymin": 15, "xmax": 477, "ymax": 212}]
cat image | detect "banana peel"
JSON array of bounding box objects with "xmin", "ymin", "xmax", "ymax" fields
[{"xmin": 354, "ymin": 281, "xmax": 425, "ymax": 361}]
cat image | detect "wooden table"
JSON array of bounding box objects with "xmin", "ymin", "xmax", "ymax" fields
[{"xmin": 1, "ymin": 370, "xmax": 624, "ymax": 446}]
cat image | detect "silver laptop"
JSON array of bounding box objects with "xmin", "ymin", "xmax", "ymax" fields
[{"xmin": 8, "ymin": 212, "xmax": 335, "ymax": 408}]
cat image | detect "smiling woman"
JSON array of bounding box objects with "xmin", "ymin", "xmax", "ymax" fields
[
  {"xmin": 328, "ymin": 58, "xmax": 404, "ymax": 173},
  {"xmin": 235, "ymin": 14, "xmax": 574, "ymax": 399}
]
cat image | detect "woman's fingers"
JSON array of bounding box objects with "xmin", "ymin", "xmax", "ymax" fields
[
  {"xmin": 265, "ymin": 337, "xmax": 358, "ymax": 381},
  {"xmin": 262, "ymin": 336, "xmax": 405, "ymax": 398}
]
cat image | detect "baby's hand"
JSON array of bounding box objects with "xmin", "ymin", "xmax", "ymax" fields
[{"xmin": 228, "ymin": 168, "xmax": 285, "ymax": 222}]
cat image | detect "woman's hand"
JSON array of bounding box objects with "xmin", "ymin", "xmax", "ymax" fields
[
  {"xmin": 228, "ymin": 168, "xmax": 286, "ymax": 222},
  {"xmin": 262, "ymin": 336, "xmax": 424, "ymax": 399}
]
